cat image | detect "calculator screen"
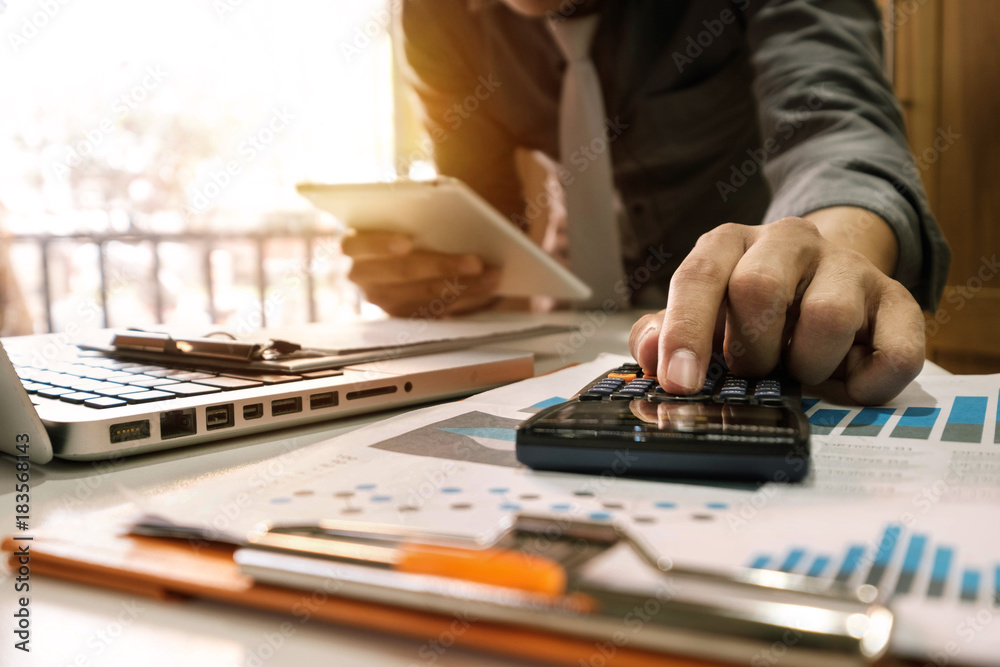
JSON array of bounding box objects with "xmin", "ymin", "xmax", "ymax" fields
[{"xmin": 532, "ymin": 399, "xmax": 800, "ymax": 435}]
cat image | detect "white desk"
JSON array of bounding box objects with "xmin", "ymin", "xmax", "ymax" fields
[{"xmin": 0, "ymin": 312, "xmax": 638, "ymax": 667}]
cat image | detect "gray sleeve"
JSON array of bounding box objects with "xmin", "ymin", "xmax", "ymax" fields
[{"xmin": 743, "ymin": 0, "xmax": 950, "ymax": 310}]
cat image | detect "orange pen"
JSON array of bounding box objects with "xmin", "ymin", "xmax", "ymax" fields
[{"xmin": 247, "ymin": 523, "xmax": 567, "ymax": 596}]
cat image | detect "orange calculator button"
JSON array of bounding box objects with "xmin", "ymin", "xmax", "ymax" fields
[{"xmin": 607, "ymin": 372, "xmax": 637, "ymax": 380}]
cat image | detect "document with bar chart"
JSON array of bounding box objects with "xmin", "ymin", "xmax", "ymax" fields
[
  {"xmin": 111, "ymin": 357, "xmax": 1000, "ymax": 665},
  {"xmin": 797, "ymin": 371, "xmax": 1000, "ymax": 503}
]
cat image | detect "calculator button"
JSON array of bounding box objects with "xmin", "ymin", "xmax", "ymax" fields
[
  {"xmin": 607, "ymin": 372, "xmax": 637, "ymax": 380},
  {"xmin": 610, "ymin": 393, "xmax": 633, "ymax": 401},
  {"xmin": 580, "ymin": 393, "xmax": 604, "ymax": 401},
  {"xmin": 722, "ymin": 395, "xmax": 750, "ymax": 404},
  {"xmin": 648, "ymin": 394, "xmax": 710, "ymax": 403}
]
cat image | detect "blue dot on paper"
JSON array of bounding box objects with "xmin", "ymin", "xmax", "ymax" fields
[
  {"xmin": 500, "ymin": 503, "xmax": 521, "ymax": 511},
  {"xmin": 589, "ymin": 512, "xmax": 612, "ymax": 521},
  {"xmin": 489, "ymin": 488, "xmax": 509, "ymax": 494},
  {"xmin": 706, "ymin": 502, "xmax": 728, "ymax": 510},
  {"xmin": 371, "ymin": 495, "xmax": 392, "ymax": 502},
  {"xmin": 551, "ymin": 503, "xmax": 572, "ymax": 511},
  {"xmin": 270, "ymin": 497, "xmax": 291, "ymax": 504},
  {"xmin": 356, "ymin": 483, "xmax": 376, "ymax": 490},
  {"xmin": 655, "ymin": 502, "xmax": 676, "ymax": 509},
  {"xmin": 441, "ymin": 487, "xmax": 462, "ymax": 494}
]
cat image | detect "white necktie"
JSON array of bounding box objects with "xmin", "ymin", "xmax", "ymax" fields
[{"xmin": 548, "ymin": 15, "xmax": 626, "ymax": 308}]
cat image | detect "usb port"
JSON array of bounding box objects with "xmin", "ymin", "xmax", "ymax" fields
[
  {"xmin": 310, "ymin": 391, "xmax": 338, "ymax": 410},
  {"xmin": 271, "ymin": 397, "xmax": 302, "ymax": 416},
  {"xmin": 243, "ymin": 403, "xmax": 263, "ymax": 420},
  {"xmin": 206, "ymin": 404, "xmax": 234, "ymax": 430}
]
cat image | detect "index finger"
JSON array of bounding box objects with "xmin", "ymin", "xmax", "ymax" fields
[
  {"xmin": 658, "ymin": 225, "xmax": 747, "ymax": 393},
  {"xmin": 341, "ymin": 231, "xmax": 413, "ymax": 259}
]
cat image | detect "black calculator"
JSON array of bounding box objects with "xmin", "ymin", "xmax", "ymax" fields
[{"xmin": 515, "ymin": 362, "xmax": 810, "ymax": 482}]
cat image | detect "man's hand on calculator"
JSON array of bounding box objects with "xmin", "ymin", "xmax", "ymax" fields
[{"xmin": 628, "ymin": 216, "xmax": 926, "ymax": 406}]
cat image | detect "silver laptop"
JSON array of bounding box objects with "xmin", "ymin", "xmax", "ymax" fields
[{"xmin": 0, "ymin": 333, "xmax": 533, "ymax": 463}]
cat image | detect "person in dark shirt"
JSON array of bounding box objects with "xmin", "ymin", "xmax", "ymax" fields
[{"xmin": 343, "ymin": 0, "xmax": 950, "ymax": 404}]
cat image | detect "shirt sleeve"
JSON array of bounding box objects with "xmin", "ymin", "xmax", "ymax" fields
[
  {"xmin": 743, "ymin": 0, "xmax": 950, "ymax": 310},
  {"xmin": 397, "ymin": 0, "xmax": 525, "ymax": 223}
]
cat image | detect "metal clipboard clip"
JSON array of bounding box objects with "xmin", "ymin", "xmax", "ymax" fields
[
  {"xmin": 111, "ymin": 330, "xmax": 316, "ymax": 362},
  {"xmin": 233, "ymin": 514, "xmax": 894, "ymax": 666}
]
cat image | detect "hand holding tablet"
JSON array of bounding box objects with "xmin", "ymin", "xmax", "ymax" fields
[{"xmin": 298, "ymin": 178, "xmax": 590, "ymax": 316}]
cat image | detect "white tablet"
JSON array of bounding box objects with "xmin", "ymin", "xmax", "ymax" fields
[{"xmin": 297, "ymin": 178, "xmax": 591, "ymax": 301}]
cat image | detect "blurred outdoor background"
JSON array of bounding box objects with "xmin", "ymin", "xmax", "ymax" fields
[{"xmin": 0, "ymin": 0, "xmax": 426, "ymax": 336}]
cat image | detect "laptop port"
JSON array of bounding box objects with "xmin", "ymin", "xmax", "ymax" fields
[
  {"xmin": 243, "ymin": 403, "xmax": 264, "ymax": 420},
  {"xmin": 309, "ymin": 391, "xmax": 338, "ymax": 410},
  {"xmin": 346, "ymin": 385, "xmax": 397, "ymax": 401},
  {"xmin": 160, "ymin": 408, "xmax": 197, "ymax": 439},
  {"xmin": 206, "ymin": 404, "xmax": 234, "ymax": 430},
  {"xmin": 109, "ymin": 420, "xmax": 150, "ymax": 444},
  {"xmin": 271, "ymin": 397, "xmax": 302, "ymax": 416}
]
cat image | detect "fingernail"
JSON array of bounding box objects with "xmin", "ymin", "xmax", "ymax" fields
[
  {"xmin": 666, "ymin": 349, "xmax": 700, "ymax": 392},
  {"xmin": 458, "ymin": 255, "xmax": 483, "ymax": 275},
  {"xmin": 389, "ymin": 237, "xmax": 412, "ymax": 254}
]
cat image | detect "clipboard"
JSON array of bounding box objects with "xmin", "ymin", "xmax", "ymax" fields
[{"xmin": 3, "ymin": 514, "xmax": 894, "ymax": 667}]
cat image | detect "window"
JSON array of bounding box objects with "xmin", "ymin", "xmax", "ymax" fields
[{"xmin": 0, "ymin": 0, "xmax": 399, "ymax": 333}]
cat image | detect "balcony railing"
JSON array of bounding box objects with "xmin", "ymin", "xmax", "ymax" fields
[{"xmin": 8, "ymin": 229, "xmax": 351, "ymax": 335}]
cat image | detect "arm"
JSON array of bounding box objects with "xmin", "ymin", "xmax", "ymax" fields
[
  {"xmin": 343, "ymin": 1, "xmax": 519, "ymax": 317},
  {"xmin": 744, "ymin": 0, "xmax": 949, "ymax": 309},
  {"xmin": 397, "ymin": 0, "xmax": 524, "ymax": 220},
  {"xmin": 630, "ymin": 0, "xmax": 945, "ymax": 404}
]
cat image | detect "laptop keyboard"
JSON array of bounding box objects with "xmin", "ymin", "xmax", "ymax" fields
[{"xmin": 12, "ymin": 351, "xmax": 339, "ymax": 409}]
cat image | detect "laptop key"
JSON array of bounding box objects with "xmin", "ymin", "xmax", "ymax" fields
[
  {"xmin": 129, "ymin": 377, "xmax": 179, "ymax": 388},
  {"xmin": 193, "ymin": 376, "xmax": 264, "ymax": 390},
  {"xmin": 221, "ymin": 373, "xmax": 302, "ymax": 385},
  {"xmin": 93, "ymin": 383, "xmax": 150, "ymax": 397},
  {"xmin": 37, "ymin": 386, "xmax": 73, "ymax": 398},
  {"xmin": 60, "ymin": 391, "xmax": 102, "ymax": 404},
  {"xmin": 159, "ymin": 382, "xmax": 223, "ymax": 397},
  {"xmin": 123, "ymin": 390, "xmax": 176, "ymax": 404},
  {"xmin": 69, "ymin": 378, "xmax": 109, "ymax": 392},
  {"xmin": 169, "ymin": 372, "xmax": 218, "ymax": 382},
  {"xmin": 83, "ymin": 396, "xmax": 128, "ymax": 409}
]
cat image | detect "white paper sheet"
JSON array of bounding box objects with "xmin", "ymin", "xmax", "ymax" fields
[{"xmin": 110, "ymin": 355, "xmax": 1000, "ymax": 664}]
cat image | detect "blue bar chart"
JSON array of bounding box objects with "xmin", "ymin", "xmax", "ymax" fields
[
  {"xmin": 748, "ymin": 523, "xmax": 1000, "ymax": 605},
  {"xmin": 941, "ymin": 397, "xmax": 988, "ymax": 443},
  {"xmin": 801, "ymin": 389, "xmax": 1000, "ymax": 443}
]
